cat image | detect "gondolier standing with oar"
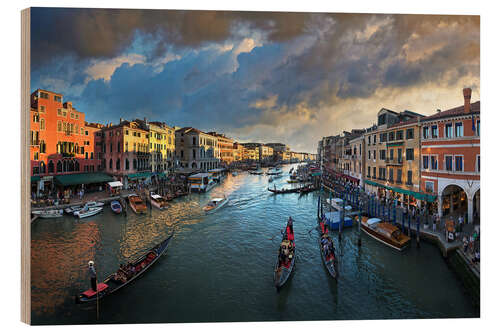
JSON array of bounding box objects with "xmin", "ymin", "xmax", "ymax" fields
[{"xmin": 88, "ymin": 261, "xmax": 97, "ymax": 291}]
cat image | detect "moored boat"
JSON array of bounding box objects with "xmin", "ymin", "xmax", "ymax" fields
[
  {"xmin": 323, "ymin": 211, "xmax": 353, "ymax": 230},
  {"xmin": 110, "ymin": 200, "xmax": 122, "ymax": 214},
  {"xmin": 357, "ymin": 216, "xmax": 410, "ymax": 251},
  {"xmin": 32, "ymin": 209, "xmax": 64, "ymax": 218},
  {"xmin": 150, "ymin": 192, "xmax": 168, "ymax": 210},
  {"xmin": 128, "ymin": 194, "xmax": 147, "ymax": 214},
  {"xmin": 75, "ymin": 205, "xmax": 103, "ymax": 219},
  {"xmin": 85, "ymin": 201, "xmax": 105, "ymax": 208},
  {"xmin": 203, "ymin": 196, "xmax": 229, "ymax": 213},
  {"xmin": 76, "ymin": 233, "xmax": 174, "ymax": 303},
  {"xmin": 268, "ymin": 187, "xmax": 300, "ymax": 194},
  {"xmin": 274, "ymin": 217, "xmax": 296, "ymax": 290},
  {"xmin": 266, "ymin": 167, "xmax": 282, "ymax": 175},
  {"xmin": 64, "ymin": 205, "xmax": 83, "ymax": 214},
  {"xmin": 249, "ymin": 169, "xmax": 264, "ymax": 175}
]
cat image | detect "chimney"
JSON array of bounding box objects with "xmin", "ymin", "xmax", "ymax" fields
[
  {"xmin": 119, "ymin": 117, "xmax": 123, "ymax": 123},
  {"xmin": 463, "ymin": 87, "xmax": 472, "ymax": 114}
]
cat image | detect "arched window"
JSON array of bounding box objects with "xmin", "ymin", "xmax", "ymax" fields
[
  {"xmin": 69, "ymin": 160, "xmax": 74, "ymax": 172},
  {"xmin": 192, "ymin": 162, "xmax": 197, "ymax": 169},
  {"xmin": 57, "ymin": 161, "xmax": 62, "ymax": 172},
  {"xmin": 33, "ymin": 166, "xmax": 39, "ymax": 175},
  {"xmin": 116, "ymin": 159, "xmax": 120, "ymax": 170},
  {"xmin": 193, "ymin": 137, "xmax": 196, "ymax": 145},
  {"xmin": 75, "ymin": 160, "xmax": 79, "ymax": 171},
  {"xmin": 39, "ymin": 162, "xmax": 45, "ymax": 174},
  {"xmin": 48, "ymin": 160, "xmax": 54, "ymax": 173},
  {"xmin": 133, "ymin": 159, "xmax": 137, "ymax": 169},
  {"xmin": 63, "ymin": 160, "xmax": 68, "ymax": 172},
  {"xmin": 125, "ymin": 159, "xmax": 129, "ymax": 170},
  {"xmin": 57, "ymin": 142, "xmax": 61, "ymax": 154},
  {"xmin": 109, "ymin": 158, "xmax": 113, "ymax": 170}
]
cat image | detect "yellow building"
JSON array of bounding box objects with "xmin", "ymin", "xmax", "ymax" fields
[{"xmin": 147, "ymin": 121, "xmax": 175, "ymax": 173}]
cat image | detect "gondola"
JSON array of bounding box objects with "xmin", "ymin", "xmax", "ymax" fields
[
  {"xmin": 268, "ymin": 187, "xmax": 299, "ymax": 194},
  {"xmin": 299, "ymin": 185, "xmax": 317, "ymax": 195},
  {"xmin": 273, "ymin": 218, "xmax": 296, "ymax": 290},
  {"xmin": 317, "ymin": 219, "xmax": 338, "ymax": 279},
  {"xmin": 76, "ymin": 232, "xmax": 174, "ymax": 303}
]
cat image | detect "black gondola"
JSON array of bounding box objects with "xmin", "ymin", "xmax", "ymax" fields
[
  {"xmin": 268, "ymin": 187, "xmax": 300, "ymax": 194},
  {"xmin": 274, "ymin": 218, "xmax": 296, "ymax": 290},
  {"xmin": 318, "ymin": 219, "xmax": 338, "ymax": 279},
  {"xmin": 76, "ymin": 232, "xmax": 174, "ymax": 303}
]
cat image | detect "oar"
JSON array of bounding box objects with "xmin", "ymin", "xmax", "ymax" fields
[{"xmin": 268, "ymin": 229, "xmax": 284, "ymax": 240}]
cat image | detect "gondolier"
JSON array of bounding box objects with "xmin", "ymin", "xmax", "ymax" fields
[{"xmin": 88, "ymin": 261, "xmax": 97, "ymax": 291}]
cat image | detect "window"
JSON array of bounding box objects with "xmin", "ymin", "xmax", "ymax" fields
[
  {"xmin": 389, "ymin": 132, "xmax": 395, "ymax": 141},
  {"xmin": 379, "ymin": 167, "xmax": 386, "ymax": 180},
  {"xmin": 389, "ymin": 149, "xmax": 394, "ymax": 160},
  {"xmin": 423, "ymin": 127, "xmax": 429, "ymax": 139},
  {"xmin": 40, "ymin": 92, "xmax": 49, "ymax": 99},
  {"xmin": 368, "ymin": 151, "xmax": 371, "ymax": 159},
  {"xmin": 407, "ymin": 170, "xmax": 413, "ymax": 185},
  {"xmin": 445, "ymin": 123, "xmax": 453, "ymax": 138},
  {"xmin": 368, "ymin": 136, "xmax": 371, "ymax": 145},
  {"xmin": 406, "ymin": 128, "xmax": 414, "ymax": 139},
  {"xmin": 116, "ymin": 159, "xmax": 120, "ymax": 170},
  {"xmin": 425, "ymin": 181, "xmax": 434, "ymax": 193},
  {"xmin": 48, "ymin": 160, "xmax": 54, "ymax": 173},
  {"xmin": 423, "ymin": 155, "xmax": 429, "ymax": 169},
  {"xmin": 57, "ymin": 120, "xmax": 62, "ymax": 132},
  {"xmin": 33, "ymin": 152, "xmax": 39, "ymax": 161},
  {"xmin": 389, "ymin": 168, "xmax": 394, "ymax": 182},
  {"xmin": 75, "ymin": 114, "xmax": 79, "ymax": 119},
  {"xmin": 373, "ymin": 135, "xmax": 377, "ymax": 144},
  {"xmin": 477, "ymin": 155, "xmax": 480, "ymax": 172},
  {"xmin": 476, "ymin": 120, "xmax": 480, "ymax": 136},
  {"xmin": 455, "ymin": 156, "xmax": 463, "ymax": 172},
  {"xmin": 54, "ymin": 95, "xmax": 62, "ymax": 102},
  {"xmin": 380, "ymin": 150, "xmax": 386, "ymax": 160},
  {"xmin": 445, "ymin": 156, "xmax": 453, "ymax": 171},
  {"xmin": 109, "ymin": 159, "xmax": 113, "ymax": 169},
  {"xmin": 406, "ymin": 148, "xmax": 414, "ymax": 161},
  {"xmin": 40, "ymin": 118, "xmax": 45, "ymax": 130},
  {"xmin": 455, "ymin": 122, "xmax": 463, "ymax": 137},
  {"xmin": 90, "ymin": 152, "xmax": 94, "ymax": 160},
  {"xmin": 397, "ymin": 169, "xmax": 402, "ymax": 183},
  {"xmin": 396, "ymin": 130, "xmax": 404, "ymax": 140},
  {"xmin": 193, "ymin": 149, "xmax": 196, "ymax": 159},
  {"xmin": 126, "ymin": 130, "xmax": 129, "ymax": 135},
  {"xmin": 117, "ymin": 142, "xmax": 121, "ymax": 153},
  {"xmin": 39, "ymin": 105, "xmax": 45, "ymax": 113},
  {"xmin": 431, "ymin": 156, "xmax": 438, "ymax": 170},
  {"xmin": 431, "ymin": 125, "xmax": 438, "ymax": 138},
  {"xmin": 85, "ymin": 152, "xmax": 88, "ymax": 159},
  {"xmin": 70, "ymin": 113, "xmax": 74, "ymax": 119},
  {"xmin": 126, "ymin": 159, "xmax": 129, "ymax": 170},
  {"xmin": 125, "ymin": 142, "xmax": 129, "ymax": 152}
]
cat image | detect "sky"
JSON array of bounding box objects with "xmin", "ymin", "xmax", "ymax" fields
[{"xmin": 30, "ymin": 8, "xmax": 480, "ymax": 153}]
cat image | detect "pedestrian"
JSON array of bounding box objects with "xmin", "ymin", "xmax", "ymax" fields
[
  {"xmin": 432, "ymin": 214, "xmax": 437, "ymax": 232},
  {"xmin": 463, "ymin": 236, "xmax": 468, "ymax": 252}
]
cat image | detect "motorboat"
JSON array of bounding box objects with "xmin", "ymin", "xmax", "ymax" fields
[
  {"xmin": 188, "ymin": 173, "xmax": 218, "ymax": 192},
  {"xmin": 85, "ymin": 201, "xmax": 105, "ymax": 208},
  {"xmin": 75, "ymin": 205, "xmax": 103, "ymax": 219},
  {"xmin": 249, "ymin": 169, "xmax": 264, "ymax": 175},
  {"xmin": 358, "ymin": 216, "xmax": 410, "ymax": 251},
  {"xmin": 128, "ymin": 194, "xmax": 147, "ymax": 214},
  {"xmin": 32, "ymin": 209, "xmax": 63, "ymax": 218},
  {"xmin": 110, "ymin": 200, "xmax": 122, "ymax": 214},
  {"xmin": 203, "ymin": 196, "xmax": 229, "ymax": 213},
  {"xmin": 150, "ymin": 192, "xmax": 168, "ymax": 210},
  {"xmin": 323, "ymin": 211, "xmax": 353, "ymax": 230},
  {"xmin": 64, "ymin": 205, "xmax": 83, "ymax": 214},
  {"xmin": 326, "ymin": 198, "xmax": 352, "ymax": 212}
]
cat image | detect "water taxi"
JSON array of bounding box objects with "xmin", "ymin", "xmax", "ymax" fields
[
  {"xmin": 357, "ymin": 216, "xmax": 410, "ymax": 251},
  {"xmin": 128, "ymin": 194, "xmax": 147, "ymax": 214},
  {"xmin": 149, "ymin": 192, "xmax": 168, "ymax": 210},
  {"xmin": 203, "ymin": 196, "xmax": 229, "ymax": 213},
  {"xmin": 208, "ymin": 168, "xmax": 226, "ymax": 183},
  {"xmin": 74, "ymin": 205, "xmax": 103, "ymax": 219}
]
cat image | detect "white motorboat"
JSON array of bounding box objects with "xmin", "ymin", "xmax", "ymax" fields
[
  {"xmin": 74, "ymin": 205, "xmax": 103, "ymax": 219},
  {"xmin": 32, "ymin": 209, "xmax": 64, "ymax": 218},
  {"xmin": 85, "ymin": 201, "xmax": 105, "ymax": 208},
  {"xmin": 266, "ymin": 167, "xmax": 283, "ymax": 175},
  {"xmin": 65, "ymin": 205, "xmax": 83, "ymax": 214},
  {"xmin": 326, "ymin": 198, "xmax": 352, "ymax": 212},
  {"xmin": 203, "ymin": 196, "xmax": 229, "ymax": 213},
  {"xmin": 150, "ymin": 192, "xmax": 168, "ymax": 210}
]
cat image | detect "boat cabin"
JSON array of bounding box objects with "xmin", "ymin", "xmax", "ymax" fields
[
  {"xmin": 188, "ymin": 173, "xmax": 214, "ymax": 192},
  {"xmin": 208, "ymin": 168, "xmax": 226, "ymax": 182}
]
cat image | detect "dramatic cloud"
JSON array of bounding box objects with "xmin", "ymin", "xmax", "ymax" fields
[{"xmin": 30, "ymin": 9, "xmax": 480, "ymax": 153}]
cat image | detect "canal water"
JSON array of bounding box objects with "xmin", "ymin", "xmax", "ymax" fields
[{"xmin": 31, "ymin": 164, "xmax": 478, "ymax": 325}]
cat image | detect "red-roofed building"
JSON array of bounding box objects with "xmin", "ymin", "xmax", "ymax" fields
[{"xmin": 420, "ymin": 88, "xmax": 480, "ymax": 223}]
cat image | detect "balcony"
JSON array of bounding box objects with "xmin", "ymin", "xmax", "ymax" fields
[{"xmin": 385, "ymin": 158, "xmax": 403, "ymax": 166}]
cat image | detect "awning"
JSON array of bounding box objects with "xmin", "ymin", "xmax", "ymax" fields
[
  {"xmin": 55, "ymin": 173, "xmax": 114, "ymax": 186},
  {"xmin": 127, "ymin": 172, "xmax": 153, "ymax": 180},
  {"xmin": 108, "ymin": 181, "xmax": 123, "ymax": 188},
  {"xmin": 31, "ymin": 176, "xmax": 41, "ymax": 182},
  {"xmin": 311, "ymin": 172, "xmax": 322, "ymax": 177},
  {"xmin": 364, "ymin": 180, "xmax": 435, "ymax": 202}
]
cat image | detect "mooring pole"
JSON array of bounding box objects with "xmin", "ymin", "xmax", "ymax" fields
[{"xmin": 416, "ymin": 215, "xmax": 421, "ymax": 248}]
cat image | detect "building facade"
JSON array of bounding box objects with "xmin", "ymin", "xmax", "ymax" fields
[
  {"xmin": 175, "ymin": 127, "xmax": 220, "ymax": 171},
  {"xmin": 420, "ymin": 88, "xmax": 480, "ymax": 222}
]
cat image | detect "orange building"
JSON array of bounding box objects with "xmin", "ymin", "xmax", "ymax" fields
[
  {"xmin": 420, "ymin": 88, "xmax": 480, "ymax": 223},
  {"xmin": 30, "ymin": 89, "xmax": 103, "ymax": 194}
]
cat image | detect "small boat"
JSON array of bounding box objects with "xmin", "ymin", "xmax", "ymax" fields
[
  {"xmin": 268, "ymin": 187, "xmax": 300, "ymax": 194},
  {"xmin": 32, "ymin": 209, "xmax": 63, "ymax": 218},
  {"xmin": 318, "ymin": 219, "xmax": 337, "ymax": 279},
  {"xmin": 128, "ymin": 194, "xmax": 147, "ymax": 214},
  {"xmin": 110, "ymin": 200, "xmax": 122, "ymax": 214},
  {"xmin": 299, "ymin": 185, "xmax": 316, "ymax": 195},
  {"xmin": 358, "ymin": 216, "xmax": 410, "ymax": 251},
  {"xmin": 203, "ymin": 196, "xmax": 229, "ymax": 213},
  {"xmin": 274, "ymin": 218, "xmax": 296, "ymax": 290},
  {"xmin": 150, "ymin": 192, "xmax": 168, "ymax": 210},
  {"xmin": 249, "ymin": 169, "xmax": 264, "ymax": 175},
  {"xmin": 75, "ymin": 205, "xmax": 103, "ymax": 219},
  {"xmin": 64, "ymin": 205, "xmax": 83, "ymax": 214},
  {"xmin": 266, "ymin": 168, "xmax": 282, "ymax": 175},
  {"xmin": 85, "ymin": 201, "xmax": 105, "ymax": 208},
  {"xmin": 76, "ymin": 233, "xmax": 174, "ymax": 303}
]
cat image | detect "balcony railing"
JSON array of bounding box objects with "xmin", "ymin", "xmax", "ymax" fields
[{"xmin": 386, "ymin": 158, "xmax": 403, "ymax": 165}]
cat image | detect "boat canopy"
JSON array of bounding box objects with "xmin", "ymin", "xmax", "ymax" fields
[
  {"xmin": 189, "ymin": 173, "xmax": 211, "ymax": 179},
  {"xmin": 211, "ymin": 198, "xmax": 225, "ymax": 202},
  {"xmin": 108, "ymin": 181, "xmax": 123, "ymax": 188},
  {"xmin": 151, "ymin": 194, "xmax": 162, "ymax": 199},
  {"xmin": 367, "ymin": 218, "xmax": 381, "ymax": 226}
]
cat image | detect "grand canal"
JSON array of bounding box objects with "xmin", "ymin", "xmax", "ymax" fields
[{"xmin": 31, "ymin": 164, "xmax": 478, "ymax": 324}]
